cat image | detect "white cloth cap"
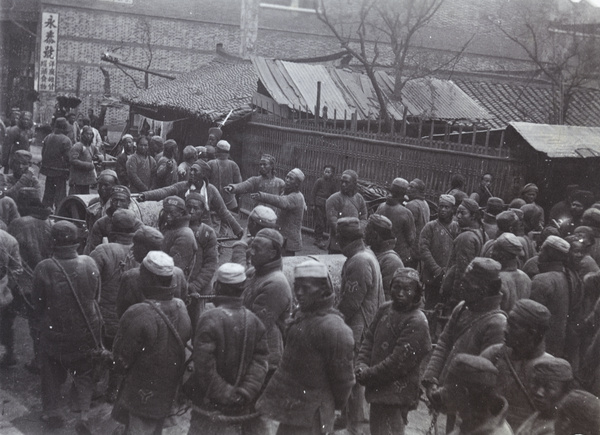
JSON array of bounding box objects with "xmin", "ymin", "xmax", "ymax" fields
[
  {"xmin": 288, "ymin": 168, "xmax": 305, "ymax": 182},
  {"xmin": 143, "ymin": 251, "xmax": 174, "ymax": 277},
  {"xmin": 216, "ymin": 263, "xmax": 246, "ymax": 284},
  {"xmin": 294, "ymin": 259, "xmax": 329, "ymax": 279},
  {"xmin": 216, "ymin": 140, "xmax": 231, "ymax": 152}
]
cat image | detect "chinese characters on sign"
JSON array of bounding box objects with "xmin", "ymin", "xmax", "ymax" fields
[{"xmin": 38, "ymin": 12, "xmax": 58, "ymax": 92}]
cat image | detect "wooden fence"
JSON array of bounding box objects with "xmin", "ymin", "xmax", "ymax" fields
[{"xmin": 238, "ymin": 113, "xmax": 527, "ymax": 228}]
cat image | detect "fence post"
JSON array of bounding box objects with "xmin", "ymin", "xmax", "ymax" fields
[
  {"xmin": 472, "ymin": 123, "xmax": 478, "ymax": 146},
  {"xmin": 315, "ymin": 81, "xmax": 321, "ymax": 126},
  {"xmin": 401, "ymin": 106, "xmax": 408, "ymax": 137},
  {"xmin": 351, "ymin": 111, "xmax": 358, "ymax": 132}
]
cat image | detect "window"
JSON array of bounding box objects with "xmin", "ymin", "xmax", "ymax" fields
[{"xmin": 260, "ymin": 0, "xmax": 316, "ymax": 13}]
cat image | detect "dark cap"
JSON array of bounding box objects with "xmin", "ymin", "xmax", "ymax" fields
[
  {"xmin": 54, "ymin": 117, "xmax": 69, "ymax": 133},
  {"xmin": 486, "ymin": 197, "xmax": 505, "ymax": 215},
  {"xmin": 255, "ymin": 228, "xmax": 284, "ymax": 248},
  {"xmin": 163, "ymin": 196, "xmax": 186, "ymax": 211},
  {"xmin": 509, "ymin": 299, "xmax": 551, "ymax": 329},
  {"xmin": 447, "ymin": 353, "xmax": 498, "ymax": 387},
  {"xmin": 111, "ymin": 209, "xmax": 138, "ymax": 233},
  {"xmin": 133, "ymin": 225, "xmax": 164, "ymax": 250},
  {"xmin": 52, "ymin": 221, "xmax": 79, "ymax": 247},
  {"xmin": 337, "ymin": 216, "xmax": 363, "ymax": 240},
  {"xmin": 460, "ymin": 198, "xmax": 480, "ymax": 214},
  {"xmin": 110, "ymin": 185, "xmax": 131, "ymax": 200},
  {"xmin": 532, "ymin": 357, "xmax": 573, "ymax": 382},
  {"xmin": 368, "ymin": 214, "xmax": 392, "ymax": 231},
  {"xmin": 494, "ymin": 232, "xmax": 524, "ymax": 256},
  {"xmin": 465, "ymin": 257, "xmax": 501, "ymax": 283},
  {"xmin": 14, "ymin": 150, "xmax": 32, "ymax": 163}
]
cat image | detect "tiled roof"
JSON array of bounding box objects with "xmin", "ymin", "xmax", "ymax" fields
[
  {"xmin": 509, "ymin": 122, "xmax": 600, "ymax": 158},
  {"xmin": 123, "ymin": 58, "xmax": 257, "ymax": 122},
  {"xmin": 456, "ymin": 80, "xmax": 600, "ymax": 129}
]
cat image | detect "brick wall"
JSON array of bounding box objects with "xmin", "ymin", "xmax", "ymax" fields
[{"xmin": 35, "ymin": 0, "xmax": 549, "ymax": 132}]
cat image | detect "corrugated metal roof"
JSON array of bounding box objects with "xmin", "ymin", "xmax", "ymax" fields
[
  {"xmin": 252, "ymin": 57, "xmax": 490, "ymax": 121},
  {"xmin": 377, "ymin": 73, "xmax": 491, "ymax": 121},
  {"xmin": 509, "ymin": 122, "xmax": 600, "ymax": 158}
]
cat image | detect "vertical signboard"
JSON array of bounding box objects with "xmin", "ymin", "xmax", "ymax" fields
[{"xmin": 38, "ymin": 12, "xmax": 58, "ymax": 92}]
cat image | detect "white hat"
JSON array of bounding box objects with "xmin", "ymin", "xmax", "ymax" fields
[
  {"xmin": 288, "ymin": 168, "xmax": 305, "ymax": 182},
  {"xmin": 142, "ymin": 251, "xmax": 174, "ymax": 277},
  {"xmin": 216, "ymin": 140, "xmax": 231, "ymax": 152},
  {"xmin": 294, "ymin": 259, "xmax": 328, "ymax": 279},
  {"xmin": 216, "ymin": 263, "xmax": 246, "ymax": 284},
  {"xmin": 249, "ymin": 205, "xmax": 278, "ymax": 226}
]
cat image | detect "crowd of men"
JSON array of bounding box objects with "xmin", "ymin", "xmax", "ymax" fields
[{"xmin": 1, "ymin": 108, "xmax": 600, "ymax": 435}]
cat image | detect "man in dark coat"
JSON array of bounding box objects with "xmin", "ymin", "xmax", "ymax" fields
[
  {"xmin": 481, "ymin": 299, "xmax": 553, "ymax": 429},
  {"xmin": 186, "ymin": 192, "xmax": 218, "ymax": 324},
  {"xmin": 160, "ymin": 196, "xmax": 197, "ymax": 277},
  {"xmin": 515, "ymin": 358, "xmax": 574, "ymax": 435},
  {"xmin": 7, "ymin": 188, "xmax": 53, "ymax": 372},
  {"xmin": 208, "ymin": 140, "xmax": 242, "ymax": 212},
  {"xmin": 0, "ymin": 150, "xmax": 42, "ymax": 228},
  {"xmin": 470, "ymin": 173, "xmax": 494, "ymax": 207},
  {"xmin": 481, "ymin": 197, "xmax": 505, "ymax": 240},
  {"xmin": 337, "ymin": 216, "xmax": 384, "ymax": 434},
  {"xmin": 364, "ymin": 213, "xmax": 404, "ymax": 301},
  {"xmin": 531, "ymin": 235, "xmax": 584, "ymax": 369},
  {"xmin": 419, "ymin": 194, "xmax": 459, "ymax": 310},
  {"xmin": 40, "ymin": 117, "xmax": 72, "ymax": 210},
  {"xmin": 251, "ymin": 168, "xmax": 306, "ymax": 256},
  {"xmin": 491, "ymin": 232, "xmax": 531, "ymax": 313},
  {"xmin": 440, "ymin": 354, "xmax": 512, "ymax": 435},
  {"xmin": 231, "ymin": 205, "xmax": 278, "ymax": 268},
  {"xmin": 155, "ymin": 139, "xmax": 178, "ymax": 188},
  {"xmin": 188, "ymin": 263, "xmax": 269, "ymax": 435},
  {"xmin": 126, "ymin": 136, "xmax": 156, "ymax": 193},
  {"xmin": 406, "ymin": 178, "xmax": 430, "ymax": 262},
  {"xmin": 375, "ymin": 177, "xmax": 416, "ymax": 264},
  {"xmin": 85, "ymin": 185, "xmax": 142, "ymax": 254},
  {"xmin": 0, "ymin": 149, "xmax": 41, "ymax": 199},
  {"xmin": 356, "ymin": 268, "xmax": 431, "ymax": 435},
  {"xmin": 2, "ymin": 110, "xmax": 32, "ymax": 174},
  {"xmin": 69, "ymin": 125, "xmax": 102, "ymax": 194},
  {"xmin": 257, "ymin": 259, "xmax": 355, "ymax": 435},
  {"xmin": 90, "ymin": 209, "xmax": 138, "ymax": 402},
  {"xmin": 32, "ymin": 221, "xmax": 102, "ymax": 430},
  {"xmin": 554, "ymin": 390, "xmax": 600, "ymax": 435},
  {"xmin": 224, "ymin": 153, "xmax": 285, "ymax": 211},
  {"xmin": 112, "ymin": 250, "xmax": 192, "ymax": 434},
  {"xmin": 424, "ymin": 257, "xmax": 507, "ymax": 433},
  {"xmin": 115, "ymin": 134, "xmax": 134, "ymax": 187},
  {"xmin": 311, "ymin": 165, "xmax": 337, "ymax": 249},
  {"xmin": 0, "ymin": 227, "xmax": 23, "ymax": 369},
  {"xmin": 116, "ymin": 226, "xmax": 187, "ymax": 318},
  {"xmin": 243, "ymin": 228, "xmax": 292, "ymax": 376},
  {"xmin": 326, "ymin": 169, "xmax": 368, "ymax": 254},
  {"xmin": 85, "ymin": 169, "xmax": 119, "ymax": 230},
  {"xmin": 442, "ymin": 198, "xmax": 487, "ymax": 309},
  {"xmin": 140, "ymin": 162, "xmax": 243, "ymax": 238}
]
